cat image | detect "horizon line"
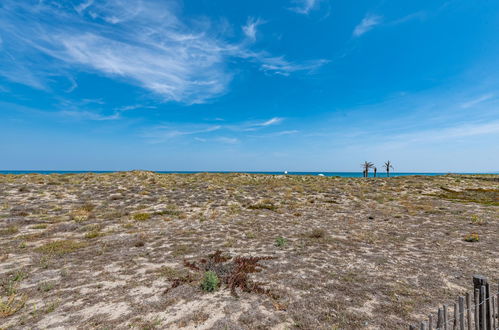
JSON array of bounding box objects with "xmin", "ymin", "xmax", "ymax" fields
[{"xmin": 1, "ymin": 170, "xmax": 497, "ymax": 174}]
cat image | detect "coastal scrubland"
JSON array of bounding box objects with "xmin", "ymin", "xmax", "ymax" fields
[{"xmin": 0, "ymin": 172, "xmax": 498, "ymax": 329}]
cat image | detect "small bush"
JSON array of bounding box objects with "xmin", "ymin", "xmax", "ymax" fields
[
  {"xmin": 201, "ymin": 271, "xmax": 219, "ymax": 292},
  {"xmin": 470, "ymin": 215, "xmax": 486, "ymax": 225},
  {"xmin": 133, "ymin": 213, "xmax": 151, "ymax": 221},
  {"xmin": 71, "ymin": 210, "xmax": 90, "ymax": 222},
  {"xmin": 84, "ymin": 230, "xmax": 103, "ymax": 239},
  {"xmin": 275, "ymin": 237, "xmax": 287, "ymax": 247},
  {"xmin": 463, "ymin": 233, "xmax": 479, "ymax": 242},
  {"xmin": 308, "ymin": 228, "xmax": 326, "ymax": 239},
  {"xmin": 248, "ymin": 200, "xmax": 277, "ymax": 211}
]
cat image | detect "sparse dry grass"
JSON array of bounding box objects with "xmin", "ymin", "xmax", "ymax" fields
[
  {"xmin": 132, "ymin": 213, "xmax": 151, "ymax": 221},
  {"xmin": 35, "ymin": 240, "xmax": 86, "ymax": 255},
  {"xmin": 0, "ymin": 172, "xmax": 497, "ymax": 329}
]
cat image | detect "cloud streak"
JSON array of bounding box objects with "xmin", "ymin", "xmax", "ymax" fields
[
  {"xmin": 58, "ymin": 110, "xmax": 121, "ymax": 121},
  {"xmin": 353, "ymin": 14, "xmax": 382, "ymax": 37},
  {"xmin": 242, "ymin": 17, "xmax": 264, "ymax": 42},
  {"xmin": 289, "ymin": 0, "xmax": 319, "ymax": 15},
  {"xmin": 368, "ymin": 120, "xmax": 499, "ymax": 151},
  {"xmin": 143, "ymin": 124, "xmax": 222, "ymax": 143},
  {"xmin": 0, "ymin": 0, "xmax": 327, "ymax": 104},
  {"xmin": 460, "ymin": 94, "xmax": 494, "ymax": 109},
  {"xmin": 143, "ymin": 116, "xmax": 286, "ymax": 143}
]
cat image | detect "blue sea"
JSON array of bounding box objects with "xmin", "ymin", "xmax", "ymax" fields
[{"xmin": 0, "ymin": 170, "xmax": 489, "ymax": 177}]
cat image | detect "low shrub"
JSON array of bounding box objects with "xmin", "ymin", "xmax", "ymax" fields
[
  {"xmin": 133, "ymin": 213, "xmax": 151, "ymax": 221},
  {"xmin": 463, "ymin": 233, "xmax": 479, "ymax": 242},
  {"xmin": 201, "ymin": 271, "xmax": 219, "ymax": 292},
  {"xmin": 470, "ymin": 215, "xmax": 486, "ymax": 225},
  {"xmin": 247, "ymin": 200, "xmax": 277, "ymax": 211},
  {"xmin": 275, "ymin": 236, "xmax": 287, "ymax": 247},
  {"xmin": 308, "ymin": 228, "xmax": 326, "ymax": 239}
]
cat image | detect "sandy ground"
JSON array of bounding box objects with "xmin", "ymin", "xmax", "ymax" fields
[{"xmin": 0, "ymin": 172, "xmax": 498, "ymax": 329}]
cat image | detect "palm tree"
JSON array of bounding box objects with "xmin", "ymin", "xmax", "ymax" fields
[
  {"xmin": 384, "ymin": 161, "xmax": 394, "ymax": 177},
  {"xmin": 361, "ymin": 161, "xmax": 374, "ymax": 178}
]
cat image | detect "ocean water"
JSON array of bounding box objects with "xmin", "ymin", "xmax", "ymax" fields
[{"xmin": 0, "ymin": 170, "xmax": 486, "ymax": 177}]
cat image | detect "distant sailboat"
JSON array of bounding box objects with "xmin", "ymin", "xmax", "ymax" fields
[{"xmin": 284, "ymin": 171, "xmax": 288, "ymax": 174}]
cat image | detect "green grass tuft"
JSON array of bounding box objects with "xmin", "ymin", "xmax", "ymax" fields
[{"xmin": 201, "ymin": 271, "xmax": 219, "ymax": 292}]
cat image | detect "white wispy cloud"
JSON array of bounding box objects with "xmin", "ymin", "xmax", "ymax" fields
[
  {"xmin": 143, "ymin": 116, "xmax": 285, "ymax": 143},
  {"xmin": 194, "ymin": 136, "xmax": 239, "ymax": 144},
  {"xmin": 353, "ymin": 14, "xmax": 383, "ymax": 37},
  {"xmin": 289, "ymin": 0, "xmax": 319, "ymax": 15},
  {"xmin": 115, "ymin": 104, "xmax": 157, "ymax": 112},
  {"xmin": 270, "ymin": 130, "xmax": 299, "ymax": 136},
  {"xmin": 65, "ymin": 76, "xmax": 78, "ymax": 93},
  {"xmin": 143, "ymin": 124, "xmax": 222, "ymax": 143},
  {"xmin": 0, "ymin": 0, "xmax": 327, "ymax": 104},
  {"xmin": 249, "ymin": 130, "xmax": 300, "ymax": 138},
  {"xmin": 257, "ymin": 117, "xmax": 283, "ymax": 126},
  {"xmin": 372, "ymin": 120, "xmax": 499, "ymax": 150},
  {"xmin": 215, "ymin": 137, "xmax": 239, "ymax": 144},
  {"xmin": 255, "ymin": 56, "xmax": 329, "ymax": 76},
  {"xmin": 242, "ymin": 17, "xmax": 264, "ymax": 42},
  {"xmin": 59, "ymin": 110, "xmax": 121, "ymax": 121},
  {"xmin": 460, "ymin": 94, "xmax": 494, "ymax": 109},
  {"xmin": 74, "ymin": 0, "xmax": 94, "ymax": 14},
  {"xmin": 229, "ymin": 117, "xmax": 285, "ymax": 131},
  {"xmin": 390, "ymin": 11, "xmax": 427, "ymax": 25}
]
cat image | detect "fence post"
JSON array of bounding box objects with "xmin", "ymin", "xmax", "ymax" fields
[
  {"xmin": 480, "ymin": 285, "xmax": 487, "ymax": 330},
  {"xmin": 486, "ymin": 284, "xmax": 493, "ymax": 330},
  {"xmin": 459, "ymin": 296, "xmax": 465, "ymax": 330},
  {"xmin": 474, "ymin": 275, "xmax": 490, "ymax": 330},
  {"xmin": 496, "ymin": 290, "xmax": 499, "ymax": 330},
  {"xmin": 466, "ymin": 292, "xmax": 472, "ymax": 330},
  {"xmin": 491, "ymin": 294, "xmax": 496, "ymax": 330},
  {"xmin": 429, "ymin": 314, "xmax": 433, "ymax": 330},
  {"xmin": 475, "ymin": 289, "xmax": 480, "ymax": 330},
  {"xmin": 493, "ymin": 291, "xmax": 498, "ymax": 330},
  {"xmin": 444, "ymin": 304, "xmax": 449, "ymax": 330}
]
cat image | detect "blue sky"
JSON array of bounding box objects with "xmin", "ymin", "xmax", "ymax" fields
[{"xmin": 1, "ymin": 0, "xmax": 499, "ymax": 172}]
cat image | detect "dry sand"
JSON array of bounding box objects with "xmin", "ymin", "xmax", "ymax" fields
[{"xmin": 0, "ymin": 172, "xmax": 498, "ymax": 329}]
